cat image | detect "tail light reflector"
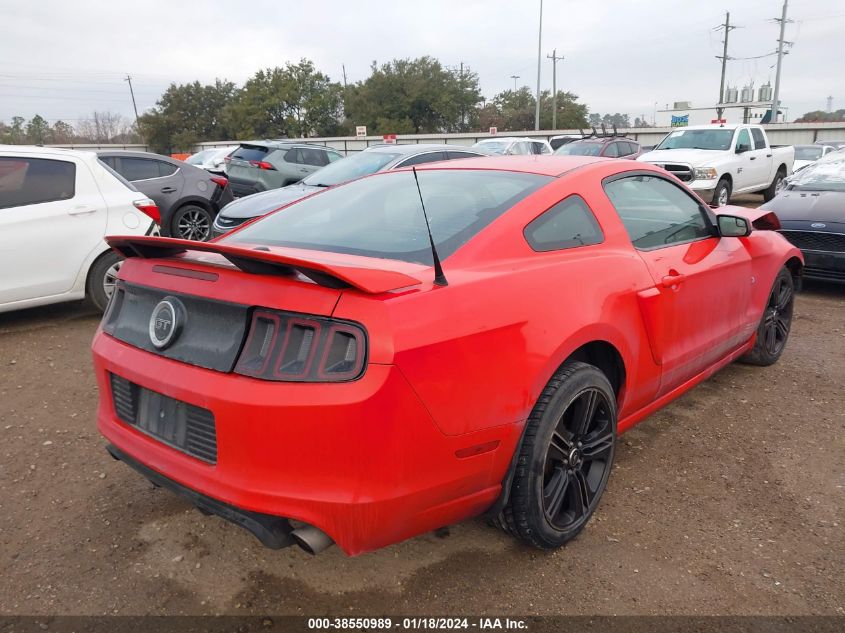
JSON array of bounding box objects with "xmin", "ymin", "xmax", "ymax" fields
[
  {"xmin": 235, "ymin": 310, "xmax": 366, "ymax": 382},
  {"xmin": 133, "ymin": 198, "xmax": 160, "ymax": 224},
  {"xmin": 210, "ymin": 176, "xmax": 228, "ymax": 189},
  {"xmin": 249, "ymin": 160, "xmax": 276, "ymax": 170}
]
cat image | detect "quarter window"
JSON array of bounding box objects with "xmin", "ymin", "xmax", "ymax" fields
[
  {"xmin": 750, "ymin": 128, "xmax": 767, "ymax": 150},
  {"xmin": 0, "ymin": 157, "xmax": 76, "ymax": 210},
  {"xmin": 524, "ymin": 195, "xmax": 604, "ymax": 252},
  {"xmin": 119, "ymin": 158, "xmax": 172, "ymax": 181},
  {"xmin": 603, "ymin": 143, "xmax": 620, "ymax": 158},
  {"xmin": 604, "ymin": 175, "xmax": 712, "ymax": 249},
  {"xmin": 396, "ymin": 152, "xmax": 446, "ymax": 168}
]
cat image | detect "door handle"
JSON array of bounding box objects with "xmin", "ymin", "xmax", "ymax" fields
[
  {"xmin": 749, "ymin": 156, "xmax": 756, "ymax": 160},
  {"xmin": 67, "ymin": 204, "xmax": 97, "ymax": 215},
  {"xmin": 161, "ymin": 187, "xmax": 177, "ymax": 193},
  {"xmin": 661, "ymin": 272, "xmax": 686, "ymax": 288},
  {"xmin": 766, "ymin": 153, "xmax": 773, "ymax": 158}
]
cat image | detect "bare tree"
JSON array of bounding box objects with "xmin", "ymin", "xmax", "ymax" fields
[{"xmin": 75, "ymin": 111, "xmax": 136, "ymax": 143}]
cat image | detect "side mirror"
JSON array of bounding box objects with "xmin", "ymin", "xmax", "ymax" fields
[
  {"xmin": 736, "ymin": 143, "xmax": 751, "ymax": 154},
  {"xmin": 717, "ymin": 214, "xmax": 751, "ymax": 237}
]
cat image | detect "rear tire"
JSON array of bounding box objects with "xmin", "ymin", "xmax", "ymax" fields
[
  {"xmin": 170, "ymin": 204, "xmax": 214, "ymax": 241},
  {"xmin": 86, "ymin": 251, "xmax": 122, "ymax": 313},
  {"xmin": 498, "ymin": 361, "xmax": 617, "ymax": 549},
  {"xmin": 740, "ymin": 266, "xmax": 794, "ymax": 366},
  {"xmin": 762, "ymin": 168, "xmax": 786, "ymax": 202},
  {"xmin": 712, "ymin": 178, "xmax": 731, "ymax": 207}
]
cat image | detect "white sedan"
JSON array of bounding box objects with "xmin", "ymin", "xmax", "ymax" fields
[{"xmin": 0, "ymin": 146, "xmax": 159, "ymax": 313}]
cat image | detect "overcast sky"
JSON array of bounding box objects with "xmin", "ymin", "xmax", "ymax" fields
[{"xmin": 1, "ymin": 0, "xmax": 842, "ymax": 128}]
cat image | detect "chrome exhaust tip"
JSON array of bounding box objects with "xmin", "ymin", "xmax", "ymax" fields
[{"xmin": 291, "ymin": 524, "xmax": 334, "ymax": 555}]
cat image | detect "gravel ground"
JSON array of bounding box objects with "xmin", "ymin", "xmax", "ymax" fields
[{"xmin": 0, "ymin": 276, "xmax": 842, "ymax": 617}]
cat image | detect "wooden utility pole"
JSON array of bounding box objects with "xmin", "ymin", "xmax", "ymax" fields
[
  {"xmin": 714, "ymin": 12, "xmax": 735, "ymax": 120},
  {"xmin": 125, "ymin": 74, "xmax": 139, "ymax": 127},
  {"xmin": 770, "ymin": 0, "xmax": 791, "ymax": 124},
  {"xmin": 547, "ymin": 49, "xmax": 564, "ymax": 129}
]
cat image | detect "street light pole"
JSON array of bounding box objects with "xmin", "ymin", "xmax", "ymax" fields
[
  {"xmin": 510, "ymin": 75, "xmax": 520, "ymax": 91},
  {"xmin": 534, "ymin": 0, "xmax": 543, "ymax": 131}
]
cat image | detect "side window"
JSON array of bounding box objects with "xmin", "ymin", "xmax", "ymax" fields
[
  {"xmin": 603, "ymin": 142, "xmax": 620, "ymax": 158},
  {"xmin": 446, "ymin": 151, "xmax": 482, "ymax": 160},
  {"xmin": 327, "ymin": 151, "xmax": 344, "ymax": 163},
  {"xmin": 604, "ymin": 174, "xmax": 712, "ymax": 250},
  {"xmin": 736, "ymin": 129, "xmax": 752, "ymax": 151},
  {"xmin": 524, "ymin": 195, "xmax": 604, "ymax": 252},
  {"xmin": 750, "ymin": 128, "xmax": 767, "ymax": 150},
  {"xmin": 283, "ymin": 148, "xmax": 303, "ymax": 164},
  {"xmin": 617, "ymin": 142, "xmax": 634, "ymax": 156},
  {"xmin": 99, "ymin": 156, "xmax": 116, "ymax": 169},
  {"xmin": 0, "ymin": 157, "xmax": 76, "ymax": 210},
  {"xmin": 396, "ymin": 152, "xmax": 446, "ymax": 168},
  {"xmin": 119, "ymin": 158, "xmax": 162, "ymax": 181},
  {"xmin": 299, "ymin": 148, "xmax": 328, "ymax": 167},
  {"xmin": 158, "ymin": 161, "xmax": 178, "ymax": 177}
]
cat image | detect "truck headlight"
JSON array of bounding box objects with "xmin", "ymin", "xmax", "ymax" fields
[{"xmin": 694, "ymin": 167, "xmax": 718, "ymax": 181}]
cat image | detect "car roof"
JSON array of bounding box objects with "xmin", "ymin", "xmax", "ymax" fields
[
  {"xmin": 239, "ymin": 140, "xmax": 334, "ymax": 150},
  {"xmin": 96, "ymin": 149, "xmax": 175, "ymax": 160},
  {"xmin": 410, "ymin": 154, "xmax": 606, "ymax": 177},
  {"xmin": 0, "ymin": 144, "xmax": 99, "ymax": 162},
  {"xmin": 364, "ymin": 143, "xmax": 481, "ymax": 155}
]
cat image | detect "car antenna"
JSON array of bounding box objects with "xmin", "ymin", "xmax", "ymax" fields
[{"xmin": 411, "ymin": 166, "xmax": 448, "ymax": 287}]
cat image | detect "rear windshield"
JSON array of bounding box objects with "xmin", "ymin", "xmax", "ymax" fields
[
  {"xmin": 788, "ymin": 152, "xmax": 845, "ymax": 192},
  {"xmin": 302, "ymin": 151, "xmax": 399, "ymax": 187},
  {"xmin": 555, "ymin": 142, "xmax": 602, "ymax": 156},
  {"xmin": 231, "ymin": 145, "xmax": 272, "ymax": 162},
  {"xmin": 186, "ymin": 149, "xmax": 217, "ymax": 165},
  {"xmin": 794, "ymin": 146, "xmax": 824, "ymax": 161},
  {"xmin": 225, "ymin": 169, "xmax": 552, "ymax": 264}
]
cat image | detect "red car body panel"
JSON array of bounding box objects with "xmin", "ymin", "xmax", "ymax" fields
[{"xmin": 92, "ymin": 156, "xmax": 803, "ymax": 555}]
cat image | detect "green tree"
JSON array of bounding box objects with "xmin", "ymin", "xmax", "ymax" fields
[
  {"xmin": 139, "ymin": 79, "xmax": 237, "ymax": 153},
  {"xmin": 6, "ymin": 116, "xmax": 27, "ymax": 144},
  {"xmin": 479, "ymin": 88, "xmax": 588, "ymax": 131},
  {"xmin": 225, "ymin": 60, "xmax": 344, "ymax": 140},
  {"xmin": 51, "ymin": 120, "xmax": 76, "ymax": 143},
  {"xmin": 796, "ymin": 109, "xmax": 845, "ymax": 123},
  {"xmin": 25, "ymin": 114, "xmax": 51, "ymax": 144},
  {"xmin": 345, "ymin": 57, "xmax": 482, "ymax": 134}
]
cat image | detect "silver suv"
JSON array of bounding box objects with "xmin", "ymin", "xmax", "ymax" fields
[{"xmin": 226, "ymin": 141, "xmax": 344, "ymax": 196}]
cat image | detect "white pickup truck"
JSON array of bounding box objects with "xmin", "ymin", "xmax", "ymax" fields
[{"xmin": 637, "ymin": 124, "xmax": 794, "ymax": 206}]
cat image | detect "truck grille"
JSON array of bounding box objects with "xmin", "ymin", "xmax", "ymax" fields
[
  {"xmin": 779, "ymin": 230, "xmax": 845, "ymax": 253},
  {"xmin": 654, "ymin": 163, "xmax": 693, "ymax": 182},
  {"xmin": 110, "ymin": 374, "xmax": 218, "ymax": 464}
]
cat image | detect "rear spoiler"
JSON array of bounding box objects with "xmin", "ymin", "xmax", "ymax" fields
[{"xmin": 107, "ymin": 236, "xmax": 422, "ymax": 294}]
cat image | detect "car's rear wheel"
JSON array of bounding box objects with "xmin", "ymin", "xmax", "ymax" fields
[
  {"xmin": 741, "ymin": 266, "xmax": 795, "ymax": 366},
  {"xmin": 498, "ymin": 361, "xmax": 617, "ymax": 549},
  {"xmin": 712, "ymin": 177, "xmax": 731, "ymax": 207},
  {"xmin": 171, "ymin": 204, "xmax": 214, "ymax": 241},
  {"xmin": 86, "ymin": 250, "xmax": 122, "ymax": 312},
  {"xmin": 762, "ymin": 168, "xmax": 786, "ymax": 202}
]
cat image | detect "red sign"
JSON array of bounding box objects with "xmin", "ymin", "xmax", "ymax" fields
[
  {"xmin": 489, "ymin": 127, "xmax": 498, "ymax": 135},
  {"xmin": 711, "ymin": 119, "xmax": 727, "ymax": 124},
  {"xmin": 382, "ymin": 134, "xmax": 397, "ymax": 144}
]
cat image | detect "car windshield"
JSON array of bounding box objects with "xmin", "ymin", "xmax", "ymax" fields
[
  {"xmin": 225, "ymin": 169, "xmax": 552, "ymax": 264},
  {"xmin": 302, "ymin": 151, "xmax": 399, "ymax": 187},
  {"xmin": 185, "ymin": 149, "xmax": 217, "ymax": 165},
  {"xmin": 474, "ymin": 140, "xmax": 510, "ymax": 155},
  {"xmin": 788, "ymin": 152, "xmax": 845, "ymax": 192},
  {"xmin": 655, "ymin": 129, "xmax": 734, "ymax": 151},
  {"xmin": 555, "ymin": 142, "xmax": 602, "ymax": 156},
  {"xmin": 794, "ymin": 146, "xmax": 824, "ymax": 161}
]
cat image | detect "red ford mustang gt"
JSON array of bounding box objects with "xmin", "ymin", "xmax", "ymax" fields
[{"xmin": 93, "ymin": 156, "xmax": 802, "ymax": 555}]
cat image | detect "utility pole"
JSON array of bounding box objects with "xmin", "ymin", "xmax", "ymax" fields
[
  {"xmin": 125, "ymin": 74, "xmax": 139, "ymax": 128},
  {"xmin": 342, "ymin": 64, "xmax": 348, "ymax": 90},
  {"xmin": 714, "ymin": 12, "xmax": 735, "ymax": 120},
  {"xmin": 770, "ymin": 0, "xmax": 791, "ymax": 124},
  {"xmin": 510, "ymin": 75, "xmax": 520, "ymax": 91},
  {"xmin": 547, "ymin": 49, "xmax": 564, "ymax": 129},
  {"xmin": 459, "ymin": 61, "xmax": 465, "ymax": 130},
  {"xmin": 534, "ymin": 0, "xmax": 543, "ymax": 130}
]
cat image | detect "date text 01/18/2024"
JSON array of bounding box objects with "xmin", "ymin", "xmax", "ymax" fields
[{"xmin": 306, "ymin": 618, "xmax": 529, "ymax": 630}]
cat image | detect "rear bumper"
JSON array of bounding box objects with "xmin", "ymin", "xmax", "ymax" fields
[{"xmin": 93, "ymin": 333, "xmax": 509, "ymax": 555}]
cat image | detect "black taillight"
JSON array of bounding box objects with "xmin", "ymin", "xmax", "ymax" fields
[{"xmin": 235, "ymin": 310, "xmax": 366, "ymax": 382}]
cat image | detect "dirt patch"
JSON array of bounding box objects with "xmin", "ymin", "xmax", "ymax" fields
[{"xmin": 0, "ymin": 283, "xmax": 842, "ymax": 616}]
